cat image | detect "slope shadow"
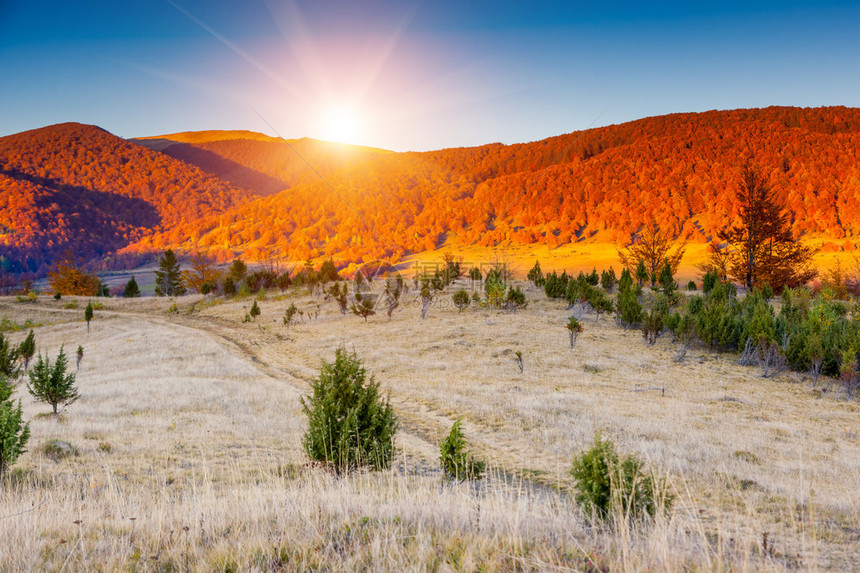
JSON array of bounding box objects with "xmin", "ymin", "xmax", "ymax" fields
[
  {"xmin": 140, "ymin": 140, "xmax": 286, "ymax": 196},
  {"xmin": 0, "ymin": 168, "xmax": 161, "ymax": 229}
]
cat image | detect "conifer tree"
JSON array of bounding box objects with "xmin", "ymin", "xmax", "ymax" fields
[
  {"xmin": 566, "ymin": 316, "xmax": 583, "ymax": 349},
  {"xmin": 27, "ymin": 346, "xmax": 79, "ymax": 416},
  {"xmin": 453, "ymin": 289, "xmax": 470, "ymax": 313},
  {"xmin": 635, "ymin": 260, "xmax": 649, "ymax": 288},
  {"xmin": 154, "ymin": 249, "xmax": 186, "ymax": 297},
  {"xmin": 658, "ymin": 260, "xmax": 679, "ymax": 303},
  {"xmin": 383, "ymin": 277, "xmax": 404, "ymax": 320},
  {"xmin": 0, "ymin": 333, "xmax": 21, "ymax": 380},
  {"xmin": 719, "ymin": 163, "xmax": 816, "ymax": 291},
  {"xmin": 350, "ymin": 291, "xmax": 376, "ymax": 321},
  {"xmin": 123, "ymin": 276, "xmax": 141, "ymax": 298},
  {"xmin": 85, "ymin": 301, "xmax": 93, "ymax": 332},
  {"xmin": 228, "ymin": 258, "xmax": 247, "ymax": 284},
  {"xmin": 527, "ymin": 260, "xmax": 544, "ymax": 286},
  {"xmin": 18, "ymin": 330, "xmax": 35, "ymax": 371},
  {"xmin": 440, "ymin": 418, "xmax": 485, "ymax": 481},
  {"xmin": 0, "ymin": 396, "xmax": 30, "ymax": 479},
  {"xmin": 301, "ymin": 348, "xmax": 396, "ymax": 473}
]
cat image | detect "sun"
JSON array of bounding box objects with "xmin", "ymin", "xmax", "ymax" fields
[{"xmin": 319, "ymin": 105, "xmax": 364, "ymax": 144}]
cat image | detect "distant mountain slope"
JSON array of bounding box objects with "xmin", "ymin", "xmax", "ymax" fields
[
  {"xmin": 130, "ymin": 106, "xmax": 860, "ymax": 265},
  {"xmin": 0, "ymin": 122, "xmax": 252, "ymax": 274},
  {"xmin": 3, "ymin": 107, "xmax": 860, "ymax": 277},
  {"xmin": 131, "ymin": 132, "xmax": 391, "ymax": 196}
]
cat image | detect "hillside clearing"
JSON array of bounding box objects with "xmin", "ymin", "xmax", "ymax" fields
[{"xmin": 0, "ymin": 286, "xmax": 858, "ymax": 571}]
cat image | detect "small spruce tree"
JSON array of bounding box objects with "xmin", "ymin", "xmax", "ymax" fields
[
  {"xmin": 570, "ymin": 433, "xmax": 668, "ymax": 521},
  {"xmin": 566, "ymin": 316, "xmax": 583, "ymax": 349},
  {"xmin": 383, "ymin": 277, "xmax": 404, "ymax": 320},
  {"xmin": 228, "ymin": 258, "xmax": 247, "ymax": 284},
  {"xmin": 18, "ymin": 330, "xmax": 35, "ymax": 371},
  {"xmin": 154, "ymin": 249, "xmax": 186, "ymax": 297},
  {"xmin": 635, "ymin": 260, "xmax": 649, "ymax": 288},
  {"xmin": 452, "ymin": 289, "xmax": 470, "ymax": 313},
  {"xmin": 249, "ymin": 300, "xmax": 261, "ymax": 321},
  {"xmin": 283, "ymin": 303, "xmax": 299, "ymax": 326},
  {"xmin": 0, "ymin": 397, "xmax": 30, "ymax": 479},
  {"xmin": 301, "ymin": 348, "xmax": 396, "ymax": 473},
  {"xmin": 505, "ymin": 285, "xmax": 527, "ymax": 313},
  {"xmin": 350, "ymin": 291, "xmax": 376, "ymax": 321},
  {"xmin": 223, "ymin": 276, "xmax": 237, "ymax": 296},
  {"xmin": 440, "ymin": 418, "xmax": 485, "ymax": 481},
  {"xmin": 123, "ymin": 276, "xmax": 141, "ymax": 298},
  {"xmin": 84, "ymin": 301, "xmax": 93, "ymax": 332},
  {"xmin": 601, "ymin": 267, "xmax": 617, "ymax": 292},
  {"xmin": 527, "ymin": 260, "xmax": 544, "ymax": 286},
  {"xmin": 27, "ymin": 346, "xmax": 80, "ymax": 416}
]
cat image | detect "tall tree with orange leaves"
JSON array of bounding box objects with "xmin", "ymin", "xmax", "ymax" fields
[
  {"xmin": 719, "ymin": 163, "xmax": 816, "ymax": 292},
  {"xmin": 47, "ymin": 253, "xmax": 99, "ymax": 296}
]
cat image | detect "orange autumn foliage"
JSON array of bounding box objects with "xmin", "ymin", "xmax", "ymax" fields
[{"xmin": 3, "ymin": 107, "xmax": 860, "ymax": 276}]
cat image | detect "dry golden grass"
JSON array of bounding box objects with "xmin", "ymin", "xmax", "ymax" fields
[
  {"xmin": 406, "ymin": 238, "xmax": 858, "ymax": 285},
  {"xmin": 1, "ymin": 283, "xmax": 858, "ymax": 571}
]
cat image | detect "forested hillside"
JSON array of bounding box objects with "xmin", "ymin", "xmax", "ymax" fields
[
  {"xmin": 3, "ymin": 107, "xmax": 860, "ymax": 276},
  {"xmin": 0, "ymin": 123, "xmax": 251, "ymax": 274},
  {"xmin": 132, "ymin": 106, "xmax": 860, "ymax": 264}
]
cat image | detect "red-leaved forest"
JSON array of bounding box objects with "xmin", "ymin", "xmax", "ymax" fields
[{"xmin": 2, "ymin": 106, "xmax": 860, "ymax": 276}]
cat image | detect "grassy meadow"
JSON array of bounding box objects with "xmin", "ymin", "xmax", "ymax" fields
[{"xmin": 0, "ymin": 278, "xmax": 859, "ymax": 571}]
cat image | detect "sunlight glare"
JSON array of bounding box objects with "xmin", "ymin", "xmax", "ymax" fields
[{"xmin": 319, "ymin": 105, "xmax": 364, "ymax": 144}]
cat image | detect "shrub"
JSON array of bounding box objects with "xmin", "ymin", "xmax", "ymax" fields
[
  {"xmin": 301, "ymin": 348, "xmax": 396, "ymax": 473},
  {"xmin": 283, "ymin": 303, "xmax": 299, "ymax": 326},
  {"xmin": 228, "ymin": 258, "xmax": 247, "ymax": 284},
  {"xmin": 452, "ymin": 289, "xmax": 470, "ymax": 313},
  {"xmin": 318, "ymin": 259, "xmax": 341, "ymax": 283},
  {"xmin": 27, "ymin": 346, "xmax": 80, "ymax": 416},
  {"xmin": 570, "ymin": 433, "xmax": 669, "ymax": 522},
  {"xmin": 505, "ymin": 285, "xmax": 527, "ymax": 313},
  {"xmin": 618, "ymin": 268, "xmax": 633, "ymax": 293},
  {"xmin": 440, "ymin": 418, "xmax": 485, "ymax": 481},
  {"xmin": 468, "ymin": 267, "xmax": 482, "ymax": 281},
  {"xmin": 686, "ymin": 280, "xmax": 697, "ymax": 291},
  {"xmin": 543, "ymin": 271, "xmax": 566, "ymax": 299},
  {"xmin": 222, "ymin": 277, "xmax": 237, "ymax": 296}
]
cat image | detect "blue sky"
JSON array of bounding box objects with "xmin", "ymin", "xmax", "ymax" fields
[{"xmin": 1, "ymin": 1, "xmax": 859, "ymax": 151}]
